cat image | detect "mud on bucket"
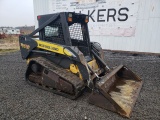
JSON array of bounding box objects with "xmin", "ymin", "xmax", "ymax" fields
[{"xmin": 88, "ymin": 65, "xmax": 143, "ymax": 118}]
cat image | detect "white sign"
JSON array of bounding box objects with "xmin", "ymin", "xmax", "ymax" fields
[{"xmin": 49, "ymin": 0, "xmax": 139, "ymax": 36}]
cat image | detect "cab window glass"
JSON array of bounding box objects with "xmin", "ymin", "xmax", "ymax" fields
[{"xmin": 45, "ymin": 26, "xmax": 59, "ymax": 37}]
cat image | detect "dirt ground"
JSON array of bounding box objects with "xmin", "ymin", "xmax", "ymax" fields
[{"xmin": 0, "ymin": 51, "xmax": 160, "ymax": 120}]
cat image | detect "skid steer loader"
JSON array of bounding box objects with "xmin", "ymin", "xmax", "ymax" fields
[{"xmin": 19, "ymin": 12, "xmax": 143, "ymax": 118}]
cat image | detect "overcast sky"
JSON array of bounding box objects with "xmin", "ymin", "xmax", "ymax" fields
[{"xmin": 0, "ymin": 0, "xmax": 34, "ymax": 27}]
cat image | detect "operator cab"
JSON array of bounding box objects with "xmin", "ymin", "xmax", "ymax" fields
[{"xmin": 38, "ymin": 12, "xmax": 91, "ymax": 58}]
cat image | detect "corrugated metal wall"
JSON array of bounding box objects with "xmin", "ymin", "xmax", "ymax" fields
[
  {"xmin": 33, "ymin": 0, "xmax": 50, "ymax": 28},
  {"xmin": 33, "ymin": 0, "xmax": 160, "ymax": 53}
]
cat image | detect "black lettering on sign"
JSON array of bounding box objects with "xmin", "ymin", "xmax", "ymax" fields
[
  {"xmin": 97, "ymin": 9, "xmax": 106, "ymax": 22},
  {"xmin": 107, "ymin": 9, "xmax": 116, "ymax": 22},
  {"xmin": 88, "ymin": 10, "xmax": 95, "ymax": 22},
  {"xmin": 118, "ymin": 7, "xmax": 129, "ymax": 21}
]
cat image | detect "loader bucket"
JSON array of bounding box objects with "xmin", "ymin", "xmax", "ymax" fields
[{"xmin": 88, "ymin": 65, "xmax": 143, "ymax": 118}]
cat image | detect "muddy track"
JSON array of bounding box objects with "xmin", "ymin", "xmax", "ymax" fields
[{"xmin": 0, "ymin": 51, "xmax": 159, "ymax": 120}]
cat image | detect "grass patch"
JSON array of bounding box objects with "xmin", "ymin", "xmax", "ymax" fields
[
  {"xmin": 0, "ymin": 49, "xmax": 19, "ymax": 55},
  {"xmin": 0, "ymin": 36, "xmax": 20, "ymax": 55}
]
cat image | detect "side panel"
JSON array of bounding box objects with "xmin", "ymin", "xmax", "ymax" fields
[
  {"xmin": 36, "ymin": 40, "xmax": 72, "ymax": 56},
  {"xmin": 19, "ymin": 35, "xmax": 37, "ymax": 59}
]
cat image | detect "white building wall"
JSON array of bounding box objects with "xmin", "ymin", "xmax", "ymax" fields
[
  {"xmin": 33, "ymin": 0, "xmax": 50, "ymax": 28},
  {"xmin": 33, "ymin": 0, "xmax": 160, "ymax": 54},
  {"xmin": 91, "ymin": 0, "xmax": 160, "ymax": 53}
]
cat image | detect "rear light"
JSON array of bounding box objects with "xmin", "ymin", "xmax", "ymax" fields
[
  {"xmin": 85, "ymin": 16, "xmax": 89, "ymax": 23},
  {"xmin": 68, "ymin": 13, "xmax": 72, "ymax": 22},
  {"xmin": 68, "ymin": 17, "xmax": 72, "ymax": 22},
  {"xmin": 37, "ymin": 16, "xmax": 41, "ymax": 20},
  {"xmin": 68, "ymin": 13, "xmax": 72, "ymax": 17}
]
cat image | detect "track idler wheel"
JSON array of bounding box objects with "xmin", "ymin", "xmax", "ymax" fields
[{"xmin": 31, "ymin": 63, "xmax": 42, "ymax": 73}]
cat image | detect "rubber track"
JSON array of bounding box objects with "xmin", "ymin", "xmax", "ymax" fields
[{"xmin": 27, "ymin": 57, "xmax": 85, "ymax": 99}]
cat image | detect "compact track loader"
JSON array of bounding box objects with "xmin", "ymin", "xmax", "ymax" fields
[{"xmin": 19, "ymin": 12, "xmax": 143, "ymax": 118}]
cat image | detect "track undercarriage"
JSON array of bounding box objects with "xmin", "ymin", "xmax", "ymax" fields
[{"xmin": 26, "ymin": 57, "xmax": 85, "ymax": 99}]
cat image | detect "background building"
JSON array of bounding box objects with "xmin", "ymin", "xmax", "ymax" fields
[
  {"xmin": 16, "ymin": 26, "xmax": 35, "ymax": 34},
  {"xmin": 33, "ymin": 0, "xmax": 160, "ymax": 54},
  {"xmin": 0, "ymin": 27, "xmax": 20, "ymax": 35}
]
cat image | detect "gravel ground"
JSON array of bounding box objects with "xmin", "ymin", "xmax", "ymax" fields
[{"xmin": 0, "ymin": 51, "xmax": 160, "ymax": 120}]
